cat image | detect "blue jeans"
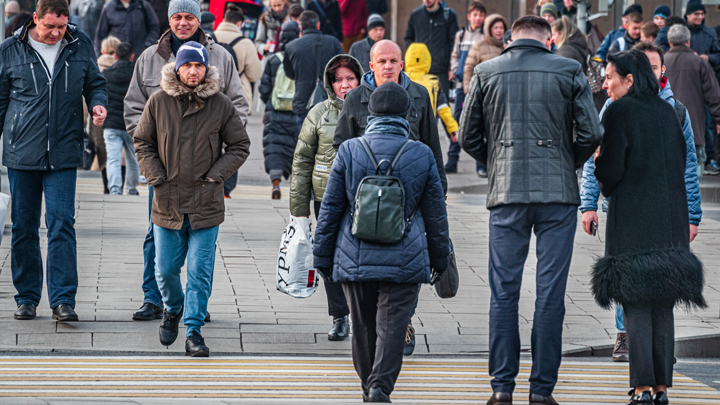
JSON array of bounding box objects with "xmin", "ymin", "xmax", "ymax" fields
[
  {"xmin": 488, "ymin": 203, "xmax": 576, "ymax": 397},
  {"xmin": 8, "ymin": 168, "xmax": 78, "ymax": 308},
  {"xmin": 154, "ymin": 216, "xmax": 219, "ymax": 336},
  {"xmin": 615, "ymin": 303, "xmax": 625, "ymax": 333},
  {"xmin": 705, "ymin": 105, "xmax": 715, "ymax": 162},
  {"xmin": 450, "ymin": 89, "xmax": 484, "ymax": 171},
  {"xmin": 142, "ymin": 186, "xmax": 162, "ymax": 306},
  {"xmin": 103, "ymin": 129, "xmax": 140, "ymax": 195}
]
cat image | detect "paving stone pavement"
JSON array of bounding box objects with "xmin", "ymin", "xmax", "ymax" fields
[{"xmin": 0, "ymin": 112, "xmax": 718, "ymax": 357}]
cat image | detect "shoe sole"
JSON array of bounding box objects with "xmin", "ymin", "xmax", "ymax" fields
[
  {"xmin": 612, "ymin": 355, "xmax": 629, "ymax": 362},
  {"xmin": 328, "ymin": 334, "xmax": 347, "ymax": 341},
  {"xmin": 186, "ymin": 349, "xmax": 210, "ymax": 357},
  {"xmin": 52, "ymin": 314, "xmax": 78, "ymax": 322}
]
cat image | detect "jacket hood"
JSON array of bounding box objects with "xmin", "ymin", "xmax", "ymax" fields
[
  {"xmin": 484, "ymin": 14, "xmax": 508, "ymax": 48},
  {"xmin": 659, "ymin": 76, "xmax": 674, "ymax": 101},
  {"xmin": 323, "ymin": 54, "xmax": 364, "ymax": 109},
  {"xmin": 160, "ymin": 62, "xmax": 221, "ymax": 98},
  {"xmin": 566, "ymin": 29, "xmax": 589, "ymax": 50},
  {"xmin": 404, "ymin": 42, "xmax": 432, "ymax": 75}
]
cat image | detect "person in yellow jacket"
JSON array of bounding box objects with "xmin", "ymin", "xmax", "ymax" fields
[{"xmin": 404, "ymin": 43, "xmax": 458, "ymax": 148}]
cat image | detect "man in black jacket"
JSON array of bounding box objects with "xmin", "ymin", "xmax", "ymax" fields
[
  {"xmin": 459, "ymin": 16, "xmax": 601, "ymax": 405},
  {"xmin": 94, "ymin": 0, "xmax": 160, "ymax": 59},
  {"xmin": 306, "ymin": 0, "xmax": 342, "ymax": 44},
  {"xmin": 333, "ymin": 39, "xmax": 447, "ymax": 195},
  {"xmin": 403, "ymin": 0, "xmax": 459, "ymax": 99},
  {"xmin": 283, "ymin": 10, "xmax": 343, "ymax": 127},
  {"xmin": 0, "ymin": 0, "xmax": 108, "ymax": 322},
  {"xmin": 102, "ymin": 42, "xmax": 139, "ymax": 195}
]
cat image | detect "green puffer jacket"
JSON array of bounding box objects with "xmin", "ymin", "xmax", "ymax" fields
[{"xmin": 289, "ymin": 54, "xmax": 363, "ymax": 217}]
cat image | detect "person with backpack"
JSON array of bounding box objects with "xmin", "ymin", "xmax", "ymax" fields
[
  {"xmin": 94, "ymin": 0, "xmax": 160, "ymax": 59},
  {"xmin": 314, "ymin": 82, "xmax": 450, "ymax": 403},
  {"xmin": 580, "ymin": 42, "xmax": 702, "ymax": 365},
  {"xmin": 260, "ymin": 20, "xmax": 300, "ymax": 200},
  {"xmin": 289, "ymin": 54, "xmax": 363, "ymax": 340},
  {"xmin": 607, "ymin": 12, "xmax": 643, "ymax": 58}
]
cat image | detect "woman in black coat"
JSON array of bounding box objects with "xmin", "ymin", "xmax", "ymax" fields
[{"xmin": 592, "ymin": 50, "xmax": 707, "ymax": 405}]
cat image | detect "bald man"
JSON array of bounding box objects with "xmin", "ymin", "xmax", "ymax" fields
[
  {"xmin": 333, "ymin": 40, "xmax": 447, "ymax": 195},
  {"xmin": 5, "ymin": 1, "xmax": 19, "ymax": 23}
]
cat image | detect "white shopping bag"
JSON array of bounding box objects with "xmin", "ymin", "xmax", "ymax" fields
[
  {"xmin": 276, "ymin": 216, "xmax": 319, "ymax": 298},
  {"xmin": 0, "ymin": 193, "xmax": 9, "ymax": 247}
]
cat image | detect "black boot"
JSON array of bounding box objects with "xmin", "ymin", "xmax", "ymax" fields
[
  {"xmin": 14, "ymin": 304, "xmax": 37, "ymax": 320},
  {"xmin": 205, "ymin": 311, "xmax": 211, "ymax": 322},
  {"xmin": 366, "ymin": 387, "xmax": 390, "ymax": 403},
  {"xmin": 132, "ymin": 303, "xmax": 163, "ymax": 321},
  {"xmin": 627, "ymin": 390, "xmax": 653, "ymax": 405},
  {"xmin": 487, "ymin": 392, "xmax": 512, "ymax": 405},
  {"xmin": 185, "ymin": 331, "xmax": 210, "ymax": 357},
  {"xmin": 530, "ymin": 393, "xmax": 559, "ymax": 405},
  {"xmin": 159, "ymin": 307, "xmax": 183, "ymax": 346},
  {"xmin": 52, "ymin": 304, "xmax": 78, "ymax": 322},
  {"xmin": 653, "ymin": 392, "xmax": 669, "ymax": 405},
  {"xmin": 328, "ymin": 315, "xmax": 348, "ymax": 341}
]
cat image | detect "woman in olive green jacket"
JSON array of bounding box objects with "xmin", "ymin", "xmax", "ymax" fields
[{"xmin": 289, "ymin": 54, "xmax": 363, "ymax": 341}]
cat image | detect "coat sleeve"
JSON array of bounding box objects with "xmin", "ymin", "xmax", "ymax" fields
[
  {"xmin": 0, "ymin": 50, "xmax": 11, "ymax": 129},
  {"xmin": 418, "ymin": 87, "xmax": 448, "ymax": 195},
  {"xmin": 419, "ymin": 148, "xmax": 450, "ymax": 271},
  {"xmin": 219, "ymin": 48, "xmax": 250, "ymax": 126},
  {"xmin": 142, "ymin": 1, "xmax": 160, "ymax": 49},
  {"xmin": 436, "ymin": 89, "xmax": 458, "ymax": 133},
  {"xmin": 82, "ymin": 48, "xmax": 108, "ymax": 111},
  {"xmin": 94, "ymin": 7, "xmax": 109, "ymax": 57},
  {"xmin": 124, "ymin": 52, "xmax": 150, "ymax": 136},
  {"xmin": 595, "ymin": 105, "xmax": 628, "ymax": 197},
  {"xmin": 463, "ymin": 42, "xmax": 480, "ymax": 93},
  {"xmin": 404, "ymin": 12, "xmax": 415, "ymax": 45},
  {"xmin": 571, "ymin": 66, "xmax": 603, "ymax": 168},
  {"xmin": 705, "ymin": 29, "xmax": 720, "ymax": 69},
  {"xmin": 333, "ymin": 90, "xmax": 358, "ymax": 150},
  {"xmin": 607, "ymin": 40, "xmax": 620, "ymax": 59},
  {"xmin": 133, "ymin": 96, "xmax": 166, "ymax": 186},
  {"xmin": 700, "ymin": 59, "xmax": 720, "ymax": 122},
  {"xmin": 283, "ymin": 47, "xmax": 296, "ymax": 80},
  {"xmin": 289, "ymin": 112, "xmax": 321, "ymax": 217},
  {"xmin": 241, "ymin": 40, "xmax": 263, "ymax": 83},
  {"xmin": 259, "ymin": 56, "xmax": 276, "ymax": 105},
  {"xmin": 682, "ymin": 110, "xmax": 702, "ymax": 225},
  {"xmin": 595, "ymin": 29, "xmax": 616, "ymax": 61},
  {"xmin": 313, "ymin": 142, "xmax": 350, "ymax": 271},
  {"xmin": 447, "ymin": 10, "xmax": 460, "ymax": 53},
  {"xmin": 579, "ymin": 157, "xmax": 601, "ymax": 212},
  {"xmin": 450, "ymin": 30, "xmax": 462, "ymax": 75},
  {"xmin": 458, "ymin": 72, "xmax": 487, "ymax": 165},
  {"xmin": 206, "ymin": 100, "xmax": 252, "ymax": 182}
]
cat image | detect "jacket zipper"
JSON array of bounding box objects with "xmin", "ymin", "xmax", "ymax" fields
[
  {"xmin": 65, "ymin": 61, "xmax": 69, "ymax": 92},
  {"xmin": 375, "ymin": 189, "xmax": 382, "ymax": 235},
  {"xmin": 9, "ymin": 113, "xmax": 17, "ymax": 143},
  {"xmin": 29, "ymin": 64, "xmax": 38, "ymax": 94}
]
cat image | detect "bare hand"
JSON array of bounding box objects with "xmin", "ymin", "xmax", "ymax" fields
[
  {"xmin": 593, "ymin": 146, "xmax": 601, "ymax": 160},
  {"xmin": 264, "ymin": 43, "xmax": 271, "ymax": 52},
  {"xmin": 451, "ymin": 132, "xmax": 458, "ymax": 142},
  {"xmin": 700, "ymin": 54, "xmax": 710, "ymax": 61},
  {"xmin": 582, "ymin": 211, "xmax": 599, "ymax": 235},
  {"xmin": 449, "ymin": 71, "xmax": 456, "ymax": 81},
  {"xmin": 92, "ymin": 105, "xmax": 107, "ymax": 126},
  {"xmin": 690, "ymin": 224, "xmax": 698, "ymax": 242},
  {"xmin": 716, "ymin": 124, "xmax": 720, "ymax": 134}
]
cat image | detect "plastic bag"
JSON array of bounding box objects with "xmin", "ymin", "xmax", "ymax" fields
[
  {"xmin": 276, "ymin": 216, "xmax": 319, "ymax": 298},
  {"xmin": 0, "ymin": 193, "xmax": 9, "ymax": 247}
]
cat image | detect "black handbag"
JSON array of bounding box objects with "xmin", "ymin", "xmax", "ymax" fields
[
  {"xmin": 306, "ymin": 36, "xmax": 327, "ymax": 112},
  {"xmin": 434, "ymin": 239, "xmax": 459, "ymax": 299}
]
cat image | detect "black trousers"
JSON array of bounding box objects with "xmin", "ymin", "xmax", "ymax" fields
[
  {"xmin": 342, "ymin": 281, "xmax": 419, "ymax": 395},
  {"xmin": 314, "ymin": 201, "xmax": 350, "ymax": 318},
  {"xmin": 624, "ymin": 302, "xmax": 675, "ymax": 388}
]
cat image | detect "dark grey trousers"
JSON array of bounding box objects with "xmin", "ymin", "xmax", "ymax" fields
[
  {"xmin": 342, "ymin": 281, "xmax": 419, "ymax": 396},
  {"xmin": 314, "ymin": 201, "xmax": 350, "ymax": 318},
  {"xmin": 624, "ymin": 302, "xmax": 675, "ymax": 387}
]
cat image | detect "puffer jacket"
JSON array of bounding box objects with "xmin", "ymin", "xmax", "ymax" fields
[
  {"xmin": 687, "ymin": 21, "xmax": 720, "ymax": 70},
  {"xmin": 463, "ymin": 14, "xmax": 507, "ymax": 93},
  {"xmin": 124, "ymin": 29, "xmax": 249, "ymax": 136},
  {"xmin": 289, "ymin": 54, "xmax": 363, "ymax": 217},
  {"xmin": 313, "ymin": 119, "xmax": 450, "ymax": 283},
  {"xmin": 103, "ymin": 59, "xmax": 135, "ymax": 131},
  {"xmin": 450, "ymin": 25, "xmax": 483, "ymax": 90},
  {"xmin": 579, "ymin": 78, "xmax": 702, "ymax": 225},
  {"xmin": 0, "ymin": 20, "xmax": 107, "ymax": 171},
  {"xmin": 595, "ymin": 27, "xmax": 624, "ymax": 61},
  {"xmin": 134, "ymin": 63, "xmax": 251, "ymax": 230},
  {"xmin": 459, "ymin": 39, "xmax": 602, "ymax": 209}
]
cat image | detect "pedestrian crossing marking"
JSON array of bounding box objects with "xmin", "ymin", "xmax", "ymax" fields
[{"xmin": 0, "ymin": 356, "xmax": 717, "ymax": 403}]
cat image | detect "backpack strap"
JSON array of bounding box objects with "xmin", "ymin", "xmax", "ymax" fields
[
  {"xmin": 229, "ymin": 36, "xmax": 243, "ymax": 47},
  {"xmin": 388, "ymin": 140, "xmax": 411, "ymax": 176},
  {"xmin": 674, "ymin": 99, "xmax": 687, "ymax": 128},
  {"xmin": 358, "ymin": 137, "xmax": 379, "ymax": 171},
  {"xmin": 314, "ymin": 35, "xmax": 322, "ymax": 83}
]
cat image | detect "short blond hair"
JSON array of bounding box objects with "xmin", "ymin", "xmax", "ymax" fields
[{"xmin": 101, "ymin": 36, "xmax": 121, "ymax": 55}]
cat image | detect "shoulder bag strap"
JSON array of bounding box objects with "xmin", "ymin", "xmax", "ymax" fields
[{"xmin": 314, "ymin": 35, "xmax": 322, "ymax": 84}]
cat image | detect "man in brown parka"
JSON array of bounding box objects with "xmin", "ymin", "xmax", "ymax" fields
[{"xmin": 134, "ymin": 42, "xmax": 251, "ymax": 357}]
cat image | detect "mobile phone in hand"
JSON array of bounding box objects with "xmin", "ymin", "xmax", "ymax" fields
[{"xmin": 590, "ymin": 221, "xmax": 597, "ymax": 236}]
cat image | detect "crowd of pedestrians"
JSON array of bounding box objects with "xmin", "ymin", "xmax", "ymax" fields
[{"xmin": 0, "ymin": 0, "xmax": 713, "ymax": 403}]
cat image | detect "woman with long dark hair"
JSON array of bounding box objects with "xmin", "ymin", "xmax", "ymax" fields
[{"xmin": 592, "ymin": 50, "xmax": 707, "ymax": 405}]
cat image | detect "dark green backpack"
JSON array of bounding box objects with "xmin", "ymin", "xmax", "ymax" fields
[{"xmin": 351, "ymin": 138, "xmax": 414, "ymax": 244}]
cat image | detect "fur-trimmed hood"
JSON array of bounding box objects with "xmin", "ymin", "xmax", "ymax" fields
[{"xmin": 160, "ymin": 62, "xmax": 221, "ymax": 99}]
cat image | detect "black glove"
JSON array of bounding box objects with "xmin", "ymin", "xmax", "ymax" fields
[
  {"xmin": 317, "ymin": 267, "xmax": 332, "ymax": 280},
  {"xmin": 430, "ymin": 268, "xmax": 446, "ymax": 285}
]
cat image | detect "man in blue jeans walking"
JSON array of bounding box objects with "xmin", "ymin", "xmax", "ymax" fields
[
  {"xmin": 0, "ymin": 0, "xmax": 107, "ymax": 322},
  {"xmin": 134, "ymin": 42, "xmax": 250, "ymax": 356}
]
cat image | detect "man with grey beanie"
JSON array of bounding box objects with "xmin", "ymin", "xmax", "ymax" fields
[
  {"xmin": 349, "ymin": 14, "xmax": 385, "ymax": 73},
  {"xmin": 124, "ymin": 0, "xmax": 249, "ymax": 323}
]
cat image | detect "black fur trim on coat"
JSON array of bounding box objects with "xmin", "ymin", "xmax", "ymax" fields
[{"xmin": 591, "ymin": 248, "xmax": 707, "ymax": 310}]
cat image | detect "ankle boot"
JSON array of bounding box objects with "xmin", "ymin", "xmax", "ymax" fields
[{"xmin": 627, "ymin": 390, "xmax": 653, "ymax": 405}]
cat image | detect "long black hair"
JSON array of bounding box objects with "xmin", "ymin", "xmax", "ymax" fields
[{"xmin": 606, "ymin": 49, "xmax": 659, "ymax": 97}]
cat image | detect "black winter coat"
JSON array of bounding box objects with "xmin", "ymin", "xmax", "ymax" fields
[
  {"xmin": 333, "ymin": 71, "xmax": 448, "ymax": 194},
  {"xmin": 102, "ymin": 59, "xmax": 134, "ymax": 131},
  {"xmin": 260, "ymin": 53, "xmax": 299, "ymax": 178},
  {"xmin": 687, "ymin": 22, "xmax": 720, "ymax": 70},
  {"xmin": 404, "ymin": 5, "xmax": 459, "ymax": 75},
  {"xmin": 283, "ymin": 29, "xmax": 343, "ymax": 116},
  {"xmin": 348, "ymin": 36, "xmax": 374, "ymax": 75},
  {"xmin": 0, "ymin": 21, "xmax": 108, "ymax": 171},
  {"xmin": 458, "ymin": 39, "xmax": 601, "ymax": 209},
  {"xmin": 592, "ymin": 94, "xmax": 706, "ymax": 310},
  {"xmin": 556, "ymin": 30, "xmax": 590, "ymax": 72},
  {"xmin": 94, "ymin": 0, "xmax": 160, "ymax": 60},
  {"xmin": 307, "ymin": 0, "xmax": 343, "ymax": 43}
]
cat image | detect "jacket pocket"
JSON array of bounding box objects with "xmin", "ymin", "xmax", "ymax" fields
[
  {"xmin": 152, "ymin": 181, "xmax": 172, "ymax": 217},
  {"xmin": 201, "ymin": 179, "xmax": 223, "ymax": 207}
]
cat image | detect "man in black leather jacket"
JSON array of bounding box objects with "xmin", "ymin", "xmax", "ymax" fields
[{"xmin": 458, "ymin": 16, "xmax": 601, "ymax": 405}]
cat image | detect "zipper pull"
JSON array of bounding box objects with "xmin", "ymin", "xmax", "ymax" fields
[{"xmin": 378, "ymin": 189, "xmax": 382, "ymax": 197}]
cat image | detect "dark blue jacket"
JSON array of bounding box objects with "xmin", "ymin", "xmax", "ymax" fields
[
  {"xmin": 595, "ymin": 27, "xmax": 624, "ymax": 61},
  {"xmin": 687, "ymin": 22, "xmax": 720, "ymax": 70},
  {"xmin": 313, "ymin": 131, "xmax": 450, "ymax": 284},
  {"xmin": 0, "ymin": 21, "xmax": 108, "ymax": 171}
]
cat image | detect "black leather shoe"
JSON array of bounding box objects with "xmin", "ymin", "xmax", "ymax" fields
[
  {"xmin": 52, "ymin": 304, "xmax": 78, "ymax": 322},
  {"xmin": 366, "ymin": 387, "xmax": 391, "ymax": 403},
  {"xmin": 14, "ymin": 304, "xmax": 37, "ymax": 320},
  {"xmin": 403, "ymin": 323, "xmax": 415, "ymax": 356},
  {"xmin": 185, "ymin": 331, "xmax": 210, "ymax": 357},
  {"xmin": 627, "ymin": 390, "xmax": 653, "ymax": 404},
  {"xmin": 205, "ymin": 311, "xmax": 211, "ymax": 323},
  {"xmin": 132, "ymin": 303, "xmax": 163, "ymax": 321},
  {"xmin": 159, "ymin": 307, "xmax": 183, "ymax": 346},
  {"xmin": 530, "ymin": 393, "xmax": 559, "ymax": 405},
  {"xmin": 328, "ymin": 315, "xmax": 348, "ymax": 341},
  {"xmin": 653, "ymin": 392, "xmax": 669, "ymax": 405},
  {"xmin": 487, "ymin": 392, "xmax": 512, "ymax": 405}
]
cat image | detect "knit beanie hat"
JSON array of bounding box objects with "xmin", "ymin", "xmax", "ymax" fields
[
  {"xmin": 175, "ymin": 41, "xmax": 209, "ymax": 72},
  {"xmin": 654, "ymin": 5, "xmax": 671, "ymax": 19},
  {"xmin": 685, "ymin": 0, "xmax": 705, "ymax": 16},
  {"xmin": 540, "ymin": 3, "xmax": 558, "ymax": 18},
  {"xmin": 367, "ymin": 14, "xmax": 385, "ymax": 31},
  {"xmin": 168, "ymin": 0, "xmax": 202, "ymax": 23},
  {"xmin": 200, "ymin": 11, "xmax": 215, "ymax": 31},
  {"xmin": 368, "ymin": 82, "xmax": 411, "ymax": 118},
  {"xmin": 623, "ymin": 4, "xmax": 642, "ymax": 16}
]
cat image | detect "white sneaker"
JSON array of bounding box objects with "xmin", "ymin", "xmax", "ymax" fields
[{"xmin": 138, "ymin": 175, "xmax": 148, "ymax": 184}]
